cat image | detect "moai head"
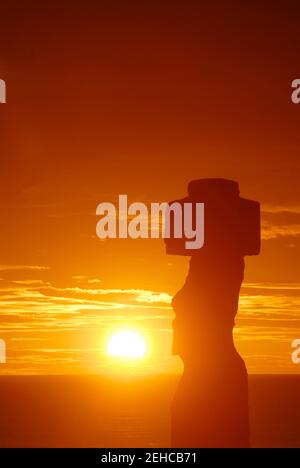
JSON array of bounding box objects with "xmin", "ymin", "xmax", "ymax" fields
[{"xmin": 165, "ymin": 178, "xmax": 260, "ymax": 258}]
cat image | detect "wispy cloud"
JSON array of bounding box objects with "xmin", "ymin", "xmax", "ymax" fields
[
  {"xmin": 261, "ymin": 209, "xmax": 300, "ymax": 240},
  {"xmin": 262, "ymin": 204, "xmax": 300, "ymax": 214},
  {"xmin": 261, "ymin": 221, "xmax": 300, "ymax": 240},
  {"xmin": 0, "ymin": 265, "xmax": 50, "ymax": 272}
]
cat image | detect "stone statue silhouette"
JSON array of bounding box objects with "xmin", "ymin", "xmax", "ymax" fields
[{"xmin": 165, "ymin": 179, "xmax": 261, "ymax": 448}]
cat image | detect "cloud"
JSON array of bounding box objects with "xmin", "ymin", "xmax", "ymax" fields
[
  {"xmin": 261, "ymin": 221, "xmax": 300, "ymax": 240},
  {"xmin": 10, "ymin": 280, "xmax": 48, "ymax": 286},
  {"xmin": 0, "ymin": 284, "xmax": 172, "ymax": 333},
  {"xmin": 34, "ymin": 285, "xmax": 172, "ymax": 306},
  {"xmin": 260, "ymin": 210, "xmax": 300, "ymax": 240},
  {"xmin": 262, "ymin": 204, "xmax": 300, "ymax": 214},
  {"xmin": 72, "ymin": 276, "xmax": 102, "ymax": 284},
  {"xmin": 0, "ymin": 265, "xmax": 50, "ymax": 272}
]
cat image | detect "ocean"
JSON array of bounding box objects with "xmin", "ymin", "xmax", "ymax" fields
[{"xmin": 0, "ymin": 375, "xmax": 299, "ymax": 448}]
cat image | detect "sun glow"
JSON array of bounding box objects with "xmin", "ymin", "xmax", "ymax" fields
[{"xmin": 107, "ymin": 331, "xmax": 146, "ymax": 359}]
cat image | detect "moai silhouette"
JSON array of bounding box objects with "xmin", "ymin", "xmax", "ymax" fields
[{"xmin": 165, "ymin": 179, "xmax": 260, "ymax": 448}]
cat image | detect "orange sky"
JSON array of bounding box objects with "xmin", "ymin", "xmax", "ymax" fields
[{"xmin": 0, "ymin": 0, "xmax": 300, "ymax": 374}]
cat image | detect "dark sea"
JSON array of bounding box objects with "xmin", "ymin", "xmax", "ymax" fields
[{"xmin": 0, "ymin": 375, "xmax": 299, "ymax": 448}]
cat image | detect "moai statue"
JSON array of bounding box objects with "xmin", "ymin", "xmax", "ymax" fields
[{"xmin": 165, "ymin": 179, "xmax": 260, "ymax": 448}]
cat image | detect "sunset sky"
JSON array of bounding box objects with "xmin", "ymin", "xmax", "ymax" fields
[{"xmin": 0, "ymin": 0, "xmax": 300, "ymax": 374}]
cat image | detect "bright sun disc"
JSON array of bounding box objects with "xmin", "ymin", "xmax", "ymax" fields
[{"xmin": 107, "ymin": 331, "xmax": 146, "ymax": 358}]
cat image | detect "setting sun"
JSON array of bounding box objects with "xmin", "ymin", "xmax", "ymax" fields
[{"xmin": 107, "ymin": 331, "xmax": 146, "ymax": 359}]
